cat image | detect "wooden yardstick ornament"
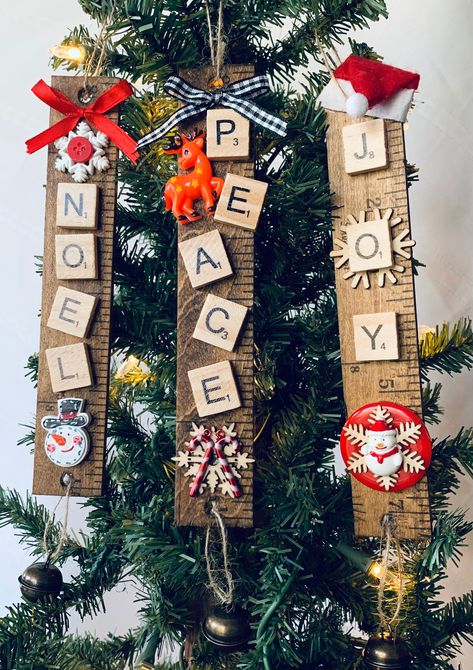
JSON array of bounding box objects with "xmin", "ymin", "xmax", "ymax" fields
[
  {"xmin": 320, "ymin": 55, "xmax": 432, "ymax": 539},
  {"xmin": 137, "ymin": 65, "xmax": 286, "ymax": 527},
  {"xmin": 26, "ymin": 76, "xmax": 138, "ymax": 497}
]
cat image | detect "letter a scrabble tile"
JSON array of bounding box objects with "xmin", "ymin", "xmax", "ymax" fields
[
  {"xmin": 342, "ymin": 119, "xmax": 388, "ymax": 175},
  {"xmin": 47, "ymin": 286, "xmax": 97, "ymax": 338},
  {"xmin": 55, "ymin": 234, "xmax": 98, "ymax": 279},
  {"xmin": 188, "ymin": 360, "xmax": 241, "ymax": 417},
  {"xmin": 193, "ymin": 294, "xmax": 248, "ymax": 352},
  {"xmin": 353, "ymin": 312, "xmax": 399, "ymax": 361},
  {"xmin": 56, "ymin": 183, "xmax": 98, "ymax": 228},
  {"xmin": 178, "ymin": 229, "xmax": 233, "ymax": 288},
  {"xmin": 45, "ymin": 342, "xmax": 93, "ymax": 392},
  {"xmin": 206, "ymin": 109, "xmax": 250, "ymax": 160},
  {"xmin": 215, "ymin": 173, "xmax": 268, "ymax": 231}
]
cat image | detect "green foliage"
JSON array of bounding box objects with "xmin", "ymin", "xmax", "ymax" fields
[{"xmin": 4, "ymin": 1, "xmax": 473, "ymax": 669}]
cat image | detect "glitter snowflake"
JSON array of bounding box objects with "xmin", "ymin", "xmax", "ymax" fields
[
  {"xmin": 344, "ymin": 405, "xmax": 425, "ymax": 491},
  {"xmin": 330, "ymin": 208, "xmax": 415, "ymax": 289},
  {"xmin": 55, "ymin": 121, "xmax": 110, "ymax": 183},
  {"xmin": 172, "ymin": 424, "xmax": 254, "ymax": 497}
]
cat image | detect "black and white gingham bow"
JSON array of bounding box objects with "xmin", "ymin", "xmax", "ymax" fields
[{"xmin": 136, "ymin": 74, "xmax": 287, "ymax": 149}]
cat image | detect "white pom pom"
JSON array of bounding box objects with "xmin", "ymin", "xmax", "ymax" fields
[{"xmin": 345, "ymin": 93, "xmax": 369, "ymax": 118}]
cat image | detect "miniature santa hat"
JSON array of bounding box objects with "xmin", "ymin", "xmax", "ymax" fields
[
  {"xmin": 367, "ymin": 420, "xmax": 396, "ymax": 435},
  {"xmin": 319, "ymin": 54, "xmax": 420, "ymax": 123}
]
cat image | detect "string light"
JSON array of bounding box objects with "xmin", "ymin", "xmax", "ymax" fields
[
  {"xmin": 114, "ymin": 355, "xmax": 154, "ymax": 385},
  {"xmin": 49, "ymin": 44, "xmax": 87, "ymax": 63}
]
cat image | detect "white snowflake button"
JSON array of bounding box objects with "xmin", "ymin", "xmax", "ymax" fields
[
  {"xmin": 55, "ymin": 121, "xmax": 110, "ymax": 183},
  {"xmin": 340, "ymin": 401, "xmax": 432, "ymax": 492}
]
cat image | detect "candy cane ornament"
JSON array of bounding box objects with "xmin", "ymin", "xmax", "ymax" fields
[
  {"xmin": 214, "ymin": 429, "xmax": 242, "ymax": 499},
  {"xmin": 189, "ymin": 428, "xmax": 214, "ymax": 498}
]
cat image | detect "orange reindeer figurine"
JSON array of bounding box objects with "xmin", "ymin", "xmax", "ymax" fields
[{"xmin": 163, "ymin": 130, "xmax": 224, "ymax": 224}]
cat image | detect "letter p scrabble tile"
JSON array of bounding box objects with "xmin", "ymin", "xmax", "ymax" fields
[
  {"xmin": 45, "ymin": 342, "xmax": 93, "ymax": 392},
  {"xmin": 353, "ymin": 312, "xmax": 399, "ymax": 361},
  {"xmin": 188, "ymin": 360, "xmax": 241, "ymax": 417},
  {"xmin": 342, "ymin": 119, "xmax": 388, "ymax": 175},
  {"xmin": 206, "ymin": 109, "xmax": 250, "ymax": 160},
  {"xmin": 215, "ymin": 173, "xmax": 268, "ymax": 231}
]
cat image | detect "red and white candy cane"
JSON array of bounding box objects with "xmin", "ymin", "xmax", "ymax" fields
[
  {"xmin": 189, "ymin": 428, "xmax": 214, "ymax": 497},
  {"xmin": 214, "ymin": 429, "xmax": 242, "ymax": 499}
]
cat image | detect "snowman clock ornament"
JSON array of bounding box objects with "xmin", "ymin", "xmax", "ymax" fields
[
  {"xmin": 340, "ymin": 401, "xmax": 432, "ymax": 492},
  {"xmin": 41, "ymin": 398, "xmax": 91, "ymax": 468}
]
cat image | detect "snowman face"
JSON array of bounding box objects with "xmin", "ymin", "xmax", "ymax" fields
[
  {"xmin": 44, "ymin": 425, "xmax": 90, "ymax": 467},
  {"xmin": 367, "ymin": 430, "xmax": 397, "ymax": 451}
]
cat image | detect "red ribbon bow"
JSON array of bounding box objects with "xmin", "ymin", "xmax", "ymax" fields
[{"xmin": 25, "ymin": 79, "xmax": 139, "ymax": 164}]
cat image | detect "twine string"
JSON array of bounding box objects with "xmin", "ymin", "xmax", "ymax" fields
[
  {"xmin": 376, "ymin": 514, "xmax": 405, "ymax": 633},
  {"xmin": 83, "ymin": 13, "xmax": 113, "ymax": 90},
  {"xmin": 314, "ymin": 29, "xmax": 347, "ymax": 100},
  {"xmin": 204, "ymin": 0, "xmax": 226, "ymax": 80},
  {"xmin": 43, "ymin": 477, "xmax": 72, "ymax": 563},
  {"xmin": 204, "ymin": 501, "xmax": 234, "ymax": 606}
]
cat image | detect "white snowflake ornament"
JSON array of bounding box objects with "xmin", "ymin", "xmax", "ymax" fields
[
  {"xmin": 54, "ymin": 121, "xmax": 110, "ymax": 183},
  {"xmin": 340, "ymin": 402, "xmax": 432, "ymax": 492}
]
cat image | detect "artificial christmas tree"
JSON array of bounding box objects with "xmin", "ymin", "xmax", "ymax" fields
[{"xmin": 2, "ymin": 1, "xmax": 473, "ymax": 669}]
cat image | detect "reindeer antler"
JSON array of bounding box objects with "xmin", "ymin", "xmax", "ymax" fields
[
  {"xmin": 185, "ymin": 128, "xmax": 204, "ymax": 141},
  {"xmin": 163, "ymin": 134, "xmax": 183, "ymax": 152}
]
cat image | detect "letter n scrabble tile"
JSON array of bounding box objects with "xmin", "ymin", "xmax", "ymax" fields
[
  {"xmin": 188, "ymin": 360, "xmax": 241, "ymax": 417},
  {"xmin": 215, "ymin": 173, "xmax": 268, "ymax": 230}
]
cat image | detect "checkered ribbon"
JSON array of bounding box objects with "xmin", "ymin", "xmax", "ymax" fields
[{"xmin": 136, "ymin": 74, "xmax": 287, "ymax": 149}]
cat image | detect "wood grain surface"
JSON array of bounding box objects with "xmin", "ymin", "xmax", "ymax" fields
[
  {"xmin": 33, "ymin": 76, "xmax": 118, "ymax": 497},
  {"xmin": 326, "ymin": 110, "xmax": 431, "ymax": 539},
  {"xmin": 176, "ymin": 65, "xmax": 255, "ymax": 527}
]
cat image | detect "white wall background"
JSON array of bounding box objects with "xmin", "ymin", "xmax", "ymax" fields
[{"xmin": 0, "ymin": 0, "xmax": 472, "ymax": 666}]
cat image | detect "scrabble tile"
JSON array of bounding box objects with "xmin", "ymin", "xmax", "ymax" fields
[
  {"xmin": 353, "ymin": 312, "xmax": 399, "ymax": 361},
  {"xmin": 56, "ymin": 183, "xmax": 98, "ymax": 229},
  {"xmin": 47, "ymin": 286, "xmax": 97, "ymax": 338},
  {"xmin": 178, "ymin": 229, "xmax": 233, "ymax": 288},
  {"xmin": 45, "ymin": 343, "xmax": 93, "ymax": 392},
  {"xmin": 346, "ymin": 219, "xmax": 393, "ymax": 272},
  {"xmin": 188, "ymin": 360, "xmax": 241, "ymax": 418},
  {"xmin": 55, "ymin": 234, "xmax": 97, "ymax": 279},
  {"xmin": 342, "ymin": 119, "xmax": 388, "ymax": 175},
  {"xmin": 193, "ymin": 294, "xmax": 248, "ymax": 352},
  {"xmin": 215, "ymin": 173, "xmax": 268, "ymax": 231},
  {"xmin": 206, "ymin": 109, "xmax": 250, "ymax": 160}
]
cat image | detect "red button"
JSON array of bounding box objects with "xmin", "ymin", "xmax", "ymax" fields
[{"xmin": 67, "ymin": 136, "xmax": 94, "ymax": 163}]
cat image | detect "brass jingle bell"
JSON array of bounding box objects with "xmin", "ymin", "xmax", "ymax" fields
[
  {"xmin": 202, "ymin": 604, "xmax": 251, "ymax": 652},
  {"xmin": 363, "ymin": 632, "xmax": 412, "ymax": 669},
  {"xmin": 18, "ymin": 559, "xmax": 63, "ymax": 603}
]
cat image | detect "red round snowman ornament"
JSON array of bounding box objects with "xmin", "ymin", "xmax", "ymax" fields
[
  {"xmin": 340, "ymin": 401, "xmax": 432, "ymax": 492},
  {"xmin": 41, "ymin": 398, "xmax": 91, "ymax": 468}
]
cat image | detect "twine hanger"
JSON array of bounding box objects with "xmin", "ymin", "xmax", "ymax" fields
[
  {"xmin": 204, "ymin": 0, "xmax": 226, "ymax": 83},
  {"xmin": 42, "ymin": 475, "xmax": 73, "ymax": 563},
  {"xmin": 81, "ymin": 12, "xmax": 114, "ymax": 101},
  {"xmin": 314, "ymin": 29, "xmax": 347, "ymax": 100},
  {"xmin": 204, "ymin": 501, "xmax": 234, "ymax": 606},
  {"xmin": 376, "ymin": 513, "xmax": 405, "ymax": 633}
]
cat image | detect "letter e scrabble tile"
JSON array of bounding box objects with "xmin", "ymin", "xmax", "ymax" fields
[
  {"xmin": 47, "ymin": 286, "xmax": 97, "ymax": 338},
  {"xmin": 45, "ymin": 342, "xmax": 93, "ymax": 392},
  {"xmin": 178, "ymin": 229, "xmax": 233, "ymax": 288},
  {"xmin": 342, "ymin": 119, "xmax": 388, "ymax": 175},
  {"xmin": 55, "ymin": 234, "xmax": 97, "ymax": 279},
  {"xmin": 353, "ymin": 312, "xmax": 399, "ymax": 361},
  {"xmin": 193, "ymin": 294, "xmax": 248, "ymax": 352},
  {"xmin": 346, "ymin": 219, "xmax": 393, "ymax": 272},
  {"xmin": 215, "ymin": 173, "xmax": 268, "ymax": 230},
  {"xmin": 56, "ymin": 183, "xmax": 98, "ymax": 228},
  {"xmin": 188, "ymin": 360, "xmax": 241, "ymax": 417},
  {"xmin": 206, "ymin": 109, "xmax": 250, "ymax": 160}
]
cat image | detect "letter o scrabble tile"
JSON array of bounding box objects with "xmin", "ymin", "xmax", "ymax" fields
[
  {"xmin": 353, "ymin": 312, "xmax": 399, "ymax": 361},
  {"xmin": 188, "ymin": 360, "xmax": 241, "ymax": 417},
  {"xmin": 55, "ymin": 234, "xmax": 97, "ymax": 279},
  {"xmin": 206, "ymin": 109, "xmax": 250, "ymax": 160},
  {"xmin": 45, "ymin": 342, "xmax": 93, "ymax": 393},
  {"xmin": 346, "ymin": 219, "xmax": 393, "ymax": 272},
  {"xmin": 342, "ymin": 119, "xmax": 388, "ymax": 175},
  {"xmin": 215, "ymin": 173, "xmax": 268, "ymax": 231},
  {"xmin": 178, "ymin": 229, "xmax": 233, "ymax": 288},
  {"xmin": 193, "ymin": 294, "xmax": 248, "ymax": 352}
]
